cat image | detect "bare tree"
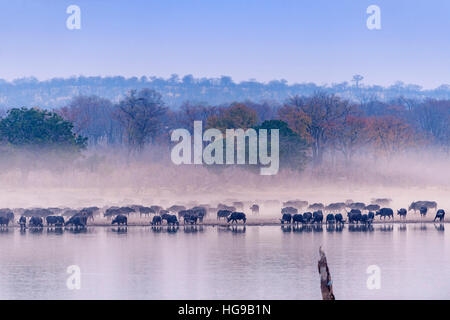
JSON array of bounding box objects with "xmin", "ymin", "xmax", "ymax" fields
[{"xmin": 116, "ymin": 89, "xmax": 167, "ymax": 151}]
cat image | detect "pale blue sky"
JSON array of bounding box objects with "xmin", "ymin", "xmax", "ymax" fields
[{"xmin": 0, "ymin": 0, "xmax": 448, "ymax": 88}]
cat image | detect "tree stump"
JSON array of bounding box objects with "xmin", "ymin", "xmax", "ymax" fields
[{"xmin": 318, "ymin": 246, "xmax": 335, "ymax": 300}]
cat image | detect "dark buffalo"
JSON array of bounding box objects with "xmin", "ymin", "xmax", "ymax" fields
[
  {"xmin": 397, "ymin": 208, "xmax": 407, "ymax": 219},
  {"xmin": 292, "ymin": 214, "xmax": 304, "ymax": 225},
  {"xmin": 178, "ymin": 210, "xmax": 192, "ymax": 219},
  {"xmin": 419, "ymin": 206, "xmax": 428, "ymax": 217},
  {"xmin": 112, "ymin": 215, "xmax": 127, "ymax": 226},
  {"xmin": 19, "ymin": 216, "xmax": 27, "ymax": 229},
  {"xmin": 151, "ymin": 215, "xmax": 162, "ymax": 226},
  {"xmin": 0, "ymin": 216, "xmax": 10, "ymax": 227},
  {"xmin": 376, "ymin": 208, "xmax": 394, "ymax": 220},
  {"xmin": 312, "ymin": 211, "xmax": 323, "ymax": 224},
  {"xmin": 29, "ymin": 216, "xmax": 44, "ymax": 228},
  {"xmin": 184, "ymin": 212, "xmax": 198, "ymax": 225},
  {"xmin": 335, "ymin": 213, "xmax": 345, "ymax": 224},
  {"xmin": 368, "ymin": 212, "xmax": 375, "ymax": 223},
  {"xmin": 166, "ymin": 215, "xmax": 179, "ymax": 226},
  {"xmin": 192, "ymin": 207, "xmax": 207, "ymax": 222},
  {"xmin": 46, "ymin": 216, "xmax": 65, "ymax": 227},
  {"xmin": 65, "ymin": 216, "xmax": 87, "ymax": 228},
  {"xmin": 280, "ymin": 213, "xmax": 292, "ymax": 224},
  {"xmin": 0, "ymin": 209, "xmax": 14, "ymax": 222},
  {"xmin": 361, "ymin": 214, "xmax": 369, "ymax": 224},
  {"xmin": 217, "ymin": 210, "xmax": 232, "ymax": 220},
  {"xmin": 227, "ymin": 212, "xmax": 246, "ymax": 224},
  {"xmin": 326, "ymin": 214, "xmax": 335, "ymax": 224},
  {"xmin": 434, "ymin": 209, "xmax": 445, "ymax": 222},
  {"xmin": 303, "ymin": 212, "xmax": 313, "ymax": 223},
  {"xmin": 348, "ymin": 209, "xmax": 362, "ymax": 224}
]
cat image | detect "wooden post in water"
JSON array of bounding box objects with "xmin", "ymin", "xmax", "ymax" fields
[{"xmin": 318, "ymin": 246, "xmax": 335, "ymax": 300}]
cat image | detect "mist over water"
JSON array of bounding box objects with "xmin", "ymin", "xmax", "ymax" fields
[{"xmin": 1, "ymin": 147, "xmax": 449, "ymax": 213}]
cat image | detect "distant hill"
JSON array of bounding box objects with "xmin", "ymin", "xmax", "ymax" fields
[{"xmin": 0, "ymin": 75, "xmax": 449, "ymax": 109}]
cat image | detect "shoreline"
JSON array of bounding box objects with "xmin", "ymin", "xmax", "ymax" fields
[{"xmin": 8, "ymin": 218, "xmax": 447, "ymax": 228}]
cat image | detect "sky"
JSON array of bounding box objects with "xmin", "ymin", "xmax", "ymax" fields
[{"xmin": 0, "ymin": 0, "xmax": 448, "ymax": 89}]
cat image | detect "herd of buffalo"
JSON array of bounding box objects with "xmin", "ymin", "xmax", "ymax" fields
[{"xmin": 0, "ymin": 198, "xmax": 446, "ymax": 230}]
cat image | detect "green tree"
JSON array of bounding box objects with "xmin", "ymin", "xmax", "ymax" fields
[{"xmin": 0, "ymin": 107, "xmax": 87, "ymax": 151}]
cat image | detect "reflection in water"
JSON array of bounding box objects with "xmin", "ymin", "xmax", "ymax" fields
[
  {"xmin": 46, "ymin": 227, "xmax": 64, "ymax": 235},
  {"xmin": 377, "ymin": 224, "xmax": 393, "ymax": 232},
  {"xmin": 0, "ymin": 225, "xmax": 448, "ymax": 300},
  {"xmin": 183, "ymin": 225, "xmax": 204, "ymax": 233},
  {"xmin": 111, "ymin": 227, "xmax": 128, "ymax": 234}
]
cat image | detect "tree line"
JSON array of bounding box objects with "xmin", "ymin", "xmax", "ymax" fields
[{"xmin": 1, "ymin": 88, "xmax": 449, "ymax": 173}]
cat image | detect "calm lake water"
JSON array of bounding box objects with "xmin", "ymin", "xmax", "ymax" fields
[{"xmin": 0, "ymin": 223, "xmax": 448, "ymax": 300}]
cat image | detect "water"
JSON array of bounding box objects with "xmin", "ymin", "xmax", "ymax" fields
[{"xmin": 0, "ymin": 224, "xmax": 448, "ymax": 300}]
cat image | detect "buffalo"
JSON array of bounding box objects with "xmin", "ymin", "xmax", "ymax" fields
[
  {"xmin": 164, "ymin": 214, "xmax": 179, "ymax": 226},
  {"xmin": 397, "ymin": 208, "xmax": 407, "ymax": 219},
  {"xmin": 191, "ymin": 207, "xmax": 207, "ymax": 222},
  {"xmin": 348, "ymin": 209, "xmax": 362, "ymax": 224},
  {"xmin": 292, "ymin": 214, "xmax": 304, "ymax": 225},
  {"xmin": 312, "ymin": 211, "xmax": 323, "ymax": 224},
  {"xmin": 112, "ymin": 215, "xmax": 127, "ymax": 226},
  {"xmin": 280, "ymin": 213, "xmax": 292, "ymax": 224},
  {"xmin": 19, "ymin": 216, "xmax": 27, "ymax": 229},
  {"xmin": 434, "ymin": 209, "xmax": 445, "ymax": 222},
  {"xmin": 217, "ymin": 210, "xmax": 232, "ymax": 220},
  {"xmin": 303, "ymin": 212, "xmax": 313, "ymax": 224},
  {"xmin": 365, "ymin": 204, "xmax": 380, "ymax": 212},
  {"xmin": 65, "ymin": 216, "xmax": 87, "ymax": 228},
  {"xmin": 250, "ymin": 204, "xmax": 260, "ymax": 215},
  {"xmin": 335, "ymin": 213, "xmax": 345, "ymax": 224},
  {"xmin": 151, "ymin": 215, "xmax": 162, "ymax": 226},
  {"xmin": 29, "ymin": 216, "xmax": 44, "ymax": 228},
  {"xmin": 184, "ymin": 212, "xmax": 198, "ymax": 225},
  {"xmin": 227, "ymin": 212, "xmax": 246, "ymax": 224},
  {"xmin": 0, "ymin": 216, "xmax": 10, "ymax": 228},
  {"xmin": 409, "ymin": 201, "xmax": 437, "ymax": 213},
  {"xmin": 376, "ymin": 208, "xmax": 394, "ymax": 220},
  {"xmin": 326, "ymin": 214, "xmax": 335, "ymax": 224},
  {"xmin": 281, "ymin": 207, "xmax": 298, "ymax": 215},
  {"xmin": 419, "ymin": 206, "xmax": 428, "ymax": 217},
  {"xmin": 46, "ymin": 216, "xmax": 65, "ymax": 227}
]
